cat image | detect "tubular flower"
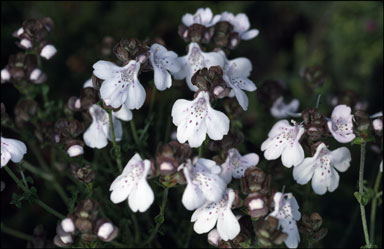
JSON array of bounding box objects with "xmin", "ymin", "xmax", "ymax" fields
[
  {"xmin": 182, "ymin": 8, "xmax": 215, "ymax": 28},
  {"xmin": 293, "ymin": 143, "xmax": 351, "ymax": 195},
  {"xmin": 327, "ymin": 105, "xmax": 355, "ymax": 143},
  {"xmin": 270, "ymin": 96, "xmax": 300, "ymax": 119},
  {"xmin": 109, "ymin": 153, "xmax": 154, "ymax": 212},
  {"xmin": 1, "ymin": 136, "xmax": 27, "ymax": 167},
  {"xmin": 261, "ymin": 120, "xmax": 305, "ymax": 167}
]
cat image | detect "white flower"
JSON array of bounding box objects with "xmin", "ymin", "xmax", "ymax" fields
[
  {"xmin": 109, "ymin": 153, "xmax": 154, "ymax": 212},
  {"xmin": 83, "ymin": 104, "xmax": 123, "ymax": 149},
  {"xmin": 261, "ymin": 120, "xmax": 305, "ymax": 168},
  {"xmin": 93, "ymin": 60, "xmax": 145, "ymax": 109},
  {"xmin": 181, "ymin": 158, "xmax": 227, "ymax": 210},
  {"xmin": 223, "ymin": 57, "xmax": 256, "ymax": 111},
  {"xmin": 372, "ymin": 118, "xmax": 382, "ymax": 132},
  {"xmin": 1, "ymin": 137, "xmax": 27, "ymax": 167},
  {"xmin": 40, "ymin": 44, "xmax": 57, "ymax": 60},
  {"xmin": 20, "ymin": 38, "xmax": 33, "ymax": 49},
  {"xmin": 82, "ymin": 78, "xmax": 132, "ymax": 122},
  {"xmin": 1, "ymin": 68, "xmax": 11, "ymax": 83},
  {"xmin": 174, "ymin": 42, "xmax": 225, "ymax": 91},
  {"xmin": 191, "ymin": 188, "xmax": 240, "ymax": 241},
  {"xmin": 270, "ymin": 96, "xmax": 300, "ymax": 119},
  {"xmin": 220, "ymin": 148, "xmax": 259, "ymax": 184},
  {"xmin": 149, "ymin": 44, "xmax": 181, "ymax": 91},
  {"xmin": 293, "ymin": 143, "xmax": 351, "ymax": 195},
  {"xmin": 61, "ymin": 218, "xmax": 75, "ymax": 233},
  {"xmin": 171, "ymin": 91, "xmax": 230, "ymax": 148},
  {"xmin": 327, "ymin": 105, "xmax": 355, "ymax": 143},
  {"xmin": 212, "ymin": 11, "xmax": 259, "ymax": 40},
  {"xmin": 66, "ymin": 145, "xmax": 84, "ymax": 157},
  {"xmin": 182, "ymin": 8, "xmax": 215, "ymax": 27},
  {"xmin": 269, "ymin": 192, "xmax": 301, "ymax": 249}
]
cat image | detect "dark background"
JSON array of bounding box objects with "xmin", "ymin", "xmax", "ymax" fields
[{"xmin": 1, "ymin": 1, "xmax": 383, "ymax": 248}]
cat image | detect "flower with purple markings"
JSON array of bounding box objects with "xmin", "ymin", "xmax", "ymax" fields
[
  {"xmin": 1, "ymin": 136, "xmax": 27, "ymax": 167},
  {"xmin": 327, "ymin": 105, "xmax": 355, "ymax": 143}
]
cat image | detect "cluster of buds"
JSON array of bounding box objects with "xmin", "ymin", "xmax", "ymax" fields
[
  {"xmin": 12, "ymin": 17, "xmax": 57, "ymax": 59},
  {"xmin": 254, "ymin": 216, "xmax": 288, "ymax": 247},
  {"xmin": 178, "ymin": 22, "xmax": 214, "ymax": 45},
  {"xmin": 372, "ymin": 115, "xmax": 383, "ymax": 136},
  {"xmin": 71, "ymin": 164, "xmax": 95, "ymax": 184},
  {"xmin": 241, "ymin": 167, "xmax": 272, "ymax": 219},
  {"xmin": 14, "ymin": 98, "xmax": 38, "ymax": 128},
  {"xmin": 191, "ymin": 66, "xmax": 232, "ymax": 99},
  {"xmin": 211, "ymin": 21, "xmax": 238, "ymax": 49},
  {"xmin": 54, "ymin": 199, "xmax": 118, "ymax": 247},
  {"xmin": 353, "ymin": 110, "xmax": 371, "ymax": 140},
  {"xmin": 67, "ymin": 86, "xmax": 100, "ymax": 112},
  {"xmin": 155, "ymin": 141, "xmax": 191, "ymax": 187},
  {"xmin": 1, "ymin": 53, "xmax": 46, "ymax": 84},
  {"xmin": 302, "ymin": 107, "xmax": 329, "ymax": 143},
  {"xmin": 112, "ymin": 38, "xmax": 152, "ymax": 71},
  {"xmin": 53, "ymin": 118, "xmax": 85, "ymax": 157},
  {"xmin": 300, "ymin": 66, "xmax": 326, "ymax": 90},
  {"xmin": 298, "ymin": 213, "xmax": 328, "ymax": 244}
]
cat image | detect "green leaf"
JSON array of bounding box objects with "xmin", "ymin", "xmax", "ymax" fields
[
  {"xmin": 154, "ymin": 214, "xmax": 164, "ymax": 224},
  {"xmin": 239, "ymin": 239, "xmax": 252, "ymax": 248},
  {"xmin": 351, "ymin": 137, "xmax": 364, "ymax": 145},
  {"xmin": 354, "ymin": 191, "xmax": 369, "ymax": 206}
]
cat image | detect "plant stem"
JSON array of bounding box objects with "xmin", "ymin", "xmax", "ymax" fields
[
  {"xmin": 1, "ymin": 222, "xmax": 35, "ymax": 241},
  {"xmin": 358, "ymin": 142, "xmax": 370, "ymax": 246},
  {"xmin": 18, "ymin": 166, "xmax": 29, "ymax": 189},
  {"xmin": 130, "ymin": 119, "xmax": 141, "ymax": 151},
  {"xmin": 4, "ymin": 166, "xmax": 65, "ymax": 220},
  {"xmin": 129, "ymin": 209, "xmax": 140, "ymax": 245},
  {"xmin": 316, "ymin": 94, "xmax": 321, "ymax": 109},
  {"xmin": 108, "ymin": 110, "xmax": 123, "ymax": 173},
  {"xmin": 369, "ymin": 169, "xmax": 382, "ymax": 244},
  {"xmin": 142, "ymin": 187, "xmax": 169, "ymax": 247}
]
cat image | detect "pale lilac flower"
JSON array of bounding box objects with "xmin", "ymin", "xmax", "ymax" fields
[
  {"xmin": 149, "ymin": 44, "xmax": 181, "ymax": 91},
  {"xmin": 294, "ymin": 143, "xmax": 351, "ymax": 195},
  {"xmin": 40, "ymin": 44, "xmax": 57, "ymax": 60},
  {"xmin": 181, "ymin": 158, "xmax": 227, "ymax": 210},
  {"xmin": 93, "ymin": 60, "xmax": 145, "ymax": 109},
  {"xmin": 191, "ymin": 188, "xmax": 240, "ymax": 241},
  {"xmin": 327, "ymin": 105, "xmax": 355, "ymax": 143},
  {"xmin": 83, "ymin": 104, "xmax": 122, "ymax": 149},
  {"xmin": 182, "ymin": 8, "xmax": 215, "ymax": 27},
  {"xmin": 270, "ymin": 96, "xmax": 300, "ymax": 119},
  {"xmin": 261, "ymin": 120, "xmax": 305, "ymax": 168},
  {"xmin": 174, "ymin": 42, "xmax": 225, "ymax": 91},
  {"xmin": 220, "ymin": 148, "xmax": 259, "ymax": 184},
  {"xmin": 223, "ymin": 57, "xmax": 256, "ymax": 111},
  {"xmin": 1, "ymin": 136, "xmax": 27, "ymax": 167},
  {"xmin": 109, "ymin": 153, "xmax": 154, "ymax": 212},
  {"xmin": 171, "ymin": 91, "xmax": 230, "ymax": 148},
  {"xmin": 212, "ymin": 11, "xmax": 259, "ymax": 41},
  {"xmin": 269, "ymin": 192, "xmax": 301, "ymax": 249}
]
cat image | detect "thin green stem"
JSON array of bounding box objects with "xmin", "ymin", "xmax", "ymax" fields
[
  {"xmin": 142, "ymin": 187, "xmax": 169, "ymax": 247},
  {"xmin": 369, "ymin": 169, "xmax": 382, "ymax": 244},
  {"xmin": 130, "ymin": 210, "xmax": 140, "ymax": 245},
  {"xmin": 1, "ymin": 222, "xmax": 35, "ymax": 241},
  {"xmin": 18, "ymin": 166, "xmax": 29, "ymax": 189},
  {"xmin": 358, "ymin": 142, "xmax": 370, "ymax": 246},
  {"xmin": 316, "ymin": 94, "xmax": 321, "ymax": 109},
  {"xmin": 108, "ymin": 110, "xmax": 123, "ymax": 173},
  {"xmin": 4, "ymin": 166, "xmax": 65, "ymax": 220},
  {"xmin": 130, "ymin": 119, "xmax": 141, "ymax": 151}
]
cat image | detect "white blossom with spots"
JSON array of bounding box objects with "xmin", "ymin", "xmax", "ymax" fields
[
  {"xmin": 327, "ymin": 105, "xmax": 355, "ymax": 143},
  {"xmin": 181, "ymin": 158, "xmax": 227, "ymax": 211},
  {"xmin": 109, "ymin": 153, "xmax": 154, "ymax": 212},
  {"xmin": 223, "ymin": 57, "xmax": 256, "ymax": 111},
  {"xmin": 220, "ymin": 148, "xmax": 259, "ymax": 184},
  {"xmin": 182, "ymin": 7, "xmax": 216, "ymax": 27},
  {"xmin": 293, "ymin": 143, "xmax": 351, "ymax": 195},
  {"xmin": 174, "ymin": 42, "xmax": 226, "ymax": 91},
  {"xmin": 212, "ymin": 11, "xmax": 259, "ymax": 41},
  {"xmin": 1, "ymin": 136, "xmax": 27, "ymax": 167},
  {"xmin": 269, "ymin": 192, "xmax": 301, "ymax": 249},
  {"xmin": 83, "ymin": 104, "xmax": 123, "ymax": 149},
  {"xmin": 191, "ymin": 188, "xmax": 240, "ymax": 241},
  {"xmin": 270, "ymin": 96, "xmax": 300, "ymax": 119},
  {"xmin": 149, "ymin": 43, "xmax": 181, "ymax": 91},
  {"xmin": 171, "ymin": 91, "xmax": 230, "ymax": 148},
  {"xmin": 94, "ymin": 60, "xmax": 145, "ymax": 109},
  {"xmin": 261, "ymin": 120, "xmax": 305, "ymax": 168}
]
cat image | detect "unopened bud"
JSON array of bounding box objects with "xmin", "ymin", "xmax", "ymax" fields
[
  {"xmin": 61, "ymin": 218, "xmax": 75, "ymax": 233},
  {"xmin": 208, "ymin": 229, "xmax": 221, "ymax": 247},
  {"xmin": 20, "ymin": 38, "xmax": 33, "ymax": 49},
  {"xmin": 40, "ymin": 44, "xmax": 57, "ymax": 59},
  {"xmin": 66, "ymin": 145, "xmax": 84, "ymax": 157},
  {"xmin": 1, "ymin": 68, "xmax": 10, "ymax": 82}
]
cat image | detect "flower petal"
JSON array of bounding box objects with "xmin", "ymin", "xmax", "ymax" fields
[
  {"xmin": 128, "ymin": 177, "xmax": 154, "ymax": 212},
  {"xmin": 99, "ymin": 77, "xmax": 129, "ymax": 109},
  {"xmin": 113, "ymin": 103, "xmax": 133, "ymax": 121},
  {"xmin": 192, "ymin": 203, "xmax": 220, "ymax": 234},
  {"xmin": 1, "ymin": 147, "xmax": 11, "ymax": 167},
  {"xmin": 329, "ymin": 147, "xmax": 351, "ymax": 172},
  {"xmin": 281, "ymin": 141, "xmax": 304, "ymax": 168},
  {"xmin": 241, "ymin": 29, "xmax": 259, "ymax": 40},
  {"xmin": 1, "ymin": 137, "xmax": 27, "ymax": 164},
  {"xmin": 182, "ymin": 182, "xmax": 205, "ymax": 210},
  {"xmin": 110, "ymin": 174, "xmax": 133, "ymax": 203},
  {"xmin": 154, "ymin": 67, "xmax": 172, "ymax": 91},
  {"xmin": 226, "ymin": 58, "xmax": 252, "ymax": 78},
  {"xmin": 93, "ymin": 60, "xmax": 119, "ymax": 80},
  {"xmin": 126, "ymin": 79, "xmax": 146, "ymax": 110},
  {"xmin": 171, "ymin": 99, "xmax": 192, "ymax": 126},
  {"xmin": 83, "ymin": 119, "xmax": 108, "ymax": 149},
  {"xmin": 205, "ymin": 107, "xmax": 230, "ymax": 141},
  {"xmin": 216, "ymin": 209, "xmax": 241, "ymax": 241},
  {"xmin": 293, "ymin": 158, "xmax": 317, "ymax": 185}
]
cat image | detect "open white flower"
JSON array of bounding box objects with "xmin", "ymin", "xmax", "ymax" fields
[
  {"xmin": 182, "ymin": 8, "xmax": 215, "ymax": 27},
  {"xmin": 93, "ymin": 60, "xmax": 145, "ymax": 109},
  {"xmin": 327, "ymin": 105, "xmax": 355, "ymax": 143},
  {"xmin": 261, "ymin": 120, "xmax": 305, "ymax": 168},
  {"xmin": 191, "ymin": 188, "xmax": 240, "ymax": 241},
  {"xmin": 83, "ymin": 104, "xmax": 123, "ymax": 149},
  {"xmin": 270, "ymin": 97, "xmax": 300, "ymax": 119},
  {"xmin": 109, "ymin": 153, "xmax": 154, "ymax": 212},
  {"xmin": 223, "ymin": 57, "xmax": 256, "ymax": 111},
  {"xmin": 1, "ymin": 136, "xmax": 27, "ymax": 167},
  {"xmin": 293, "ymin": 143, "xmax": 351, "ymax": 195},
  {"xmin": 174, "ymin": 42, "xmax": 225, "ymax": 91},
  {"xmin": 269, "ymin": 192, "xmax": 301, "ymax": 249},
  {"xmin": 221, "ymin": 148, "xmax": 259, "ymax": 184},
  {"xmin": 149, "ymin": 44, "xmax": 181, "ymax": 91},
  {"xmin": 212, "ymin": 11, "xmax": 259, "ymax": 41},
  {"xmin": 181, "ymin": 158, "xmax": 227, "ymax": 211},
  {"xmin": 171, "ymin": 91, "xmax": 230, "ymax": 148}
]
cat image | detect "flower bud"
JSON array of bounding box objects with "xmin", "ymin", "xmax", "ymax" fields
[
  {"xmin": 54, "ymin": 234, "xmax": 73, "ymax": 247},
  {"xmin": 95, "ymin": 219, "xmax": 119, "ymax": 242},
  {"xmin": 372, "ymin": 118, "xmax": 383, "ymax": 136},
  {"xmin": 75, "ymin": 218, "xmax": 93, "ymax": 233},
  {"xmin": 302, "ymin": 107, "xmax": 328, "ymax": 142},
  {"xmin": 40, "ymin": 44, "xmax": 57, "ymax": 60},
  {"xmin": 66, "ymin": 144, "xmax": 84, "ymax": 157},
  {"xmin": 354, "ymin": 110, "xmax": 371, "ymax": 138},
  {"xmin": 67, "ymin": 97, "xmax": 82, "ymax": 111},
  {"xmin": 241, "ymin": 167, "xmax": 269, "ymax": 194},
  {"xmin": 61, "ymin": 218, "xmax": 75, "ymax": 233},
  {"xmin": 189, "ymin": 23, "xmax": 207, "ymax": 43},
  {"xmin": 80, "ymin": 233, "xmax": 97, "ymax": 243},
  {"xmin": 71, "ymin": 164, "xmax": 95, "ymax": 183},
  {"xmin": 19, "ymin": 38, "xmax": 33, "ymax": 49},
  {"xmin": 29, "ymin": 68, "xmax": 46, "ymax": 84},
  {"xmin": 244, "ymin": 192, "xmax": 269, "ymax": 218},
  {"xmin": 254, "ymin": 216, "xmax": 288, "ymax": 246},
  {"xmin": 1, "ymin": 68, "xmax": 10, "ymax": 83},
  {"xmin": 80, "ymin": 87, "xmax": 99, "ymax": 109}
]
